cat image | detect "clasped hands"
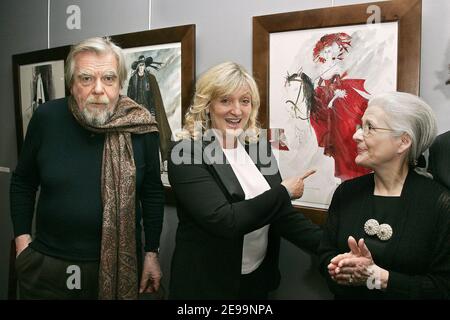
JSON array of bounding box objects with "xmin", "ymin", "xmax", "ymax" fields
[{"xmin": 328, "ymin": 236, "xmax": 388, "ymax": 289}]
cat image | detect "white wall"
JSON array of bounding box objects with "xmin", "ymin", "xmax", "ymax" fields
[{"xmin": 421, "ymin": 0, "xmax": 450, "ymax": 134}]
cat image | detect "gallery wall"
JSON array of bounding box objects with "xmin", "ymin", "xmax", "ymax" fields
[{"xmin": 0, "ymin": 0, "xmax": 448, "ymax": 300}]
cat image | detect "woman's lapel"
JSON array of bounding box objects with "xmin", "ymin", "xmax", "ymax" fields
[
  {"xmin": 203, "ymin": 137, "xmax": 281, "ymax": 200},
  {"xmin": 203, "ymin": 138, "xmax": 245, "ymax": 200}
]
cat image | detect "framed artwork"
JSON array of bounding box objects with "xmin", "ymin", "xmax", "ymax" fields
[
  {"xmin": 12, "ymin": 45, "xmax": 71, "ymax": 153},
  {"xmin": 253, "ymin": 0, "xmax": 421, "ymax": 223},
  {"xmin": 111, "ymin": 24, "xmax": 196, "ymax": 187}
]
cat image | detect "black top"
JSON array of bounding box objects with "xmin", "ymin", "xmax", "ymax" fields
[
  {"xmin": 319, "ymin": 170, "xmax": 450, "ymax": 299},
  {"xmin": 168, "ymin": 137, "xmax": 322, "ymax": 299},
  {"xmin": 363, "ymin": 196, "xmax": 402, "ymax": 266},
  {"xmin": 10, "ymin": 97, "xmax": 164, "ymax": 261}
]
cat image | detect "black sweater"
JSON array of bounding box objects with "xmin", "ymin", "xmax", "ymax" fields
[
  {"xmin": 319, "ymin": 170, "xmax": 450, "ymax": 299},
  {"xmin": 10, "ymin": 97, "xmax": 164, "ymax": 261}
]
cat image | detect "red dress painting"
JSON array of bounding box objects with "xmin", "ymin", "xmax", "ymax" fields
[
  {"xmin": 310, "ymin": 33, "xmax": 371, "ymax": 180},
  {"xmin": 311, "ymin": 73, "xmax": 371, "ymax": 180}
]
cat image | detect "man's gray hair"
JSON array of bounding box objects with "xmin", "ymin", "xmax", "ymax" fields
[
  {"xmin": 368, "ymin": 91, "xmax": 437, "ymax": 165},
  {"xmin": 65, "ymin": 36, "xmax": 127, "ymax": 88}
]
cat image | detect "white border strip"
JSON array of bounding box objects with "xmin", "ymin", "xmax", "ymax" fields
[
  {"xmin": 47, "ymin": 0, "xmax": 51, "ymax": 48},
  {"xmin": 148, "ymin": 0, "xmax": 152, "ymax": 29}
]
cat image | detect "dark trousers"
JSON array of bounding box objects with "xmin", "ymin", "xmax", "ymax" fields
[
  {"xmin": 15, "ymin": 246, "xmax": 99, "ymax": 300},
  {"xmin": 238, "ymin": 263, "xmax": 269, "ymax": 300}
]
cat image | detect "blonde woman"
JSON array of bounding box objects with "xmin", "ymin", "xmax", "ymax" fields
[{"xmin": 168, "ymin": 62, "xmax": 321, "ymax": 299}]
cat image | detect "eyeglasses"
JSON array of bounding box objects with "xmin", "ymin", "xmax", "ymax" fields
[{"xmin": 355, "ymin": 123, "xmax": 395, "ymax": 137}]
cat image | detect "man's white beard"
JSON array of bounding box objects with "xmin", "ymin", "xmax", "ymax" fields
[{"xmin": 81, "ymin": 107, "xmax": 113, "ymax": 126}]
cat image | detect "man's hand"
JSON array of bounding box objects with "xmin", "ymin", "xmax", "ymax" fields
[
  {"xmin": 139, "ymin": 252, "xmax": 162, "ymax": 294},
  {"xmin": 15, "ymin": 234, "xmax": 32, "ymax": 257}
]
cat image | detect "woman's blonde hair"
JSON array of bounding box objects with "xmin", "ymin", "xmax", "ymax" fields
[{"xmin": 181, "ymin": 61, "xmax": 261, "ymax": 141}]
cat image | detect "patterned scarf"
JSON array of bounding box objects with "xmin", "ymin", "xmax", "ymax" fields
[{"xmin": 69, "ymin": 95, "xmax": 158, "ymax": 299}]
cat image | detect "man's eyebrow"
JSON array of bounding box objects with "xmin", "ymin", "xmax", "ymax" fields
[
  {"xmin": 76, "ymin": 70, "xmax": 117, "ymax": 77},
  {"xmin": 77, "ymin": 70, "xmax": 94, "ymax": 76},
  {"xmin": 103, "ymin": 70, "xmax": 118, "ymax": 75}
]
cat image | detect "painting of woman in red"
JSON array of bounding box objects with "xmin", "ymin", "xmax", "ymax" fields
[{"xmin": 310, "ymin": 33, "xmax": 371, "ymax": 180}]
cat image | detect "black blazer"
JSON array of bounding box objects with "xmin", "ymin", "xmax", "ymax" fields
[
  {"xmin": 168, "ymin": 136, "xmax": 322, "ymax": 299},
  {"xmin": 429, "ymin": 131, "xmax": 450, "ymax": 190}
]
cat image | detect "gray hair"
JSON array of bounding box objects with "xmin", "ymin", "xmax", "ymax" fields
[
  {"xmin": 65, "ymin": 36, "xmax": 127, "ymax": 89},
  {"xmin": 368, "ymin": 91, "xmax": 437, "ymax": 165}
]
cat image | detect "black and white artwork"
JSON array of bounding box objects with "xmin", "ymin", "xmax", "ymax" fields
[{"xmin": 19, "ymin": 60, "xmax": 65, "ymax": 136}]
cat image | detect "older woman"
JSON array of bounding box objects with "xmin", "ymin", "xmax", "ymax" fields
[
  {"xmin": 168, "ymin": 62, "xmax": 322, "ymax": 299},
  {"xmin": 319, "ymin": 91, "xmax": 450, "ymax": 299}
]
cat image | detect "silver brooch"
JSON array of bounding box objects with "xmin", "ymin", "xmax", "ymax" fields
[{"xmin": 364, "ymin": 219, "xmax": 393, "ymax": 241}]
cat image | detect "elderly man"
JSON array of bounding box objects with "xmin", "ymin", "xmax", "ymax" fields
[{"xmin": 10, "ymin": 37, "xmax": 164, "ymax": 299}]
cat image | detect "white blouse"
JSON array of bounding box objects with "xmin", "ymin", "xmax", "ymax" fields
[{"xmin": 222, "ymin": 141, "xmax": 271, "ymax": 274}]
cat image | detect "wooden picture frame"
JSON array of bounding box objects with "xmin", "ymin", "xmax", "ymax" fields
[
  {"xmin": 12, "ymin": 45, "xmax": 71, "ymax": 154},
  {"xmin": 253, "ymin": 0, "xmax": 421, "ymax": 224},
  {"xmin": 111, "ymin": 24, "xmax": 196, "ymax": 188}
]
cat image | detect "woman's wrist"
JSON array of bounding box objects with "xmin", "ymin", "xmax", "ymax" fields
[
  {"xmin": 379, "ymin": 268, "xmax": 389, "ymax": 290},
  {"xmin": 367, "ymin": 264, "xmax": 389, "ymax": 290}
]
